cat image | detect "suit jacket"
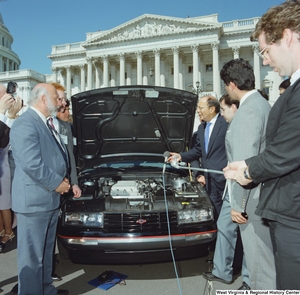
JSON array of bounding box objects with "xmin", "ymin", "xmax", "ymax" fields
[
  {"xmin": 10, "ymin": 108, "xmax": 68, "ymax": 213},
  {"xmin": 246, "ymin": 78, "xmax": 300, "ymax": 229},
  {"xmin": 226, "ymin": 91, "xmax": 270, "ymax": 215},
  {"xmin": 0, "ymin": 120, "xmax": 10, "ymax": 148},
  {"xmin": 181, "ymin": 114, "xmax": 228, "ymax": 193},
  {"xmin": 57, "ymin": 118, "xmax": 78, "ymax": 186}
]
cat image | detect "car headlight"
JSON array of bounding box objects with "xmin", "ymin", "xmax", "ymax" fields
[
  {"xmin": 178, "ymin": 208, "xmax": 212, "ymax": 224},
  {"xmin": 64, "ymin": 212, "xmax": 104, "ymax": 227}
]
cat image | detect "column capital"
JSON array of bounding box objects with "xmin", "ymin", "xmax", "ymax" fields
[
  {"xmin": 211, "ymin": 41, "xmax": 219, "ymax": 51},
  {"xmin": 118, "ymin": 52, "xmax": 125, "ymax": 61},
  {"xmin": 232, "ymin": 46, "xmax": 240, "ymax": 55},
  {"xmin": 153, "ymin": 48, "xmax": 161, "ymax": 57},
  {"xmin": 171, "ymin": 46, "xmax": 180, "ymax": 54},
  {"xmin": 252, "ymin": 43, "xmax": 259, "ymax": 53},
  {"xmin": 135, "ymin": 51, "xmax": 143, "ymax": 58},
  {"xmin": 101, "ymin": 55, "xmax": 109, "ymax": 62},
  {"xmin": 191, "ymin": 44, "xmax": 199, "ymax": 52},
  {"xmin": 86, "ymin": 56, "xmax": 93, "ymax": 63}
]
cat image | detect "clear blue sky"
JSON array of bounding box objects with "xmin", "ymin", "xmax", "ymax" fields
[{"xmin": 1, "ymin": 0, "xmax": 283, "ymax": 75}]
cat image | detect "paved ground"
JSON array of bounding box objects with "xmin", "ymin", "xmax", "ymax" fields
[{"xmin": 0, "ymin": 229, "xmax": 243, "ymax": 295}]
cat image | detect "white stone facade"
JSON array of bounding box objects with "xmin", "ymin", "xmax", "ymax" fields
[
  {"xmin": 47, "ymin": 13, "xmax": 282, "ymax": 105},
  {"xmin": 0, "ymin": 12, "xmax": 283, "ymax": 109}
]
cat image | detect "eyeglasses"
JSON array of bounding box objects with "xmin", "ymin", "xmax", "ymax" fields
[
  {"xmin": 197, "ymin": 106, "xmax": 210, "ymax": 111},
  {"xmin": 257, "ymin": 39, "xmax": 275, "ymax": 59},
  {"xmin": 57, "ymin": 97, "xmax": 66, "ymax": 102}
]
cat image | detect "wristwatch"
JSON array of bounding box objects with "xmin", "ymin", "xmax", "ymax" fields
[{"xmin": 244, "ymin": 167, "xmax": 252, "ymax": 180}]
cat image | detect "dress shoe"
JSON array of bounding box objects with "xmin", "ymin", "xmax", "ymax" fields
[
  {"xmin": 202, "ymin": 271, "xmax": 233, "ymax": 284},
  {"xmin": 56, "ymin": 290, "xmax": 69, "ymax": 295},
  {"xmin": 238, "ymin": 281, "xmax": 251, "ymax": 290},
  {"xmin": 52, "ymin": 273, "xmax": 62, "ymax": 281}
]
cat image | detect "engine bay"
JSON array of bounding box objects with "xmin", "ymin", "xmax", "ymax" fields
[{"xmin": 78, "ymin": 174, "xmax": 209, "ymax": 211}]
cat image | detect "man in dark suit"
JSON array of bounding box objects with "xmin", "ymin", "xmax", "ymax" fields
[
  {"xmin": 10, "ymin": 83, "xmax": 71, "ymax": 295},
  {"xmin": 169, "ymin": 95, "xmax": 228, "ymax": 218},
  {"xmin": 224, "ymin": 1, "xmax": 300, "ymax": 289}
]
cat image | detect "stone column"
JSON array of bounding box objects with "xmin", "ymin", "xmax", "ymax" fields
[
  {"xmin": 179, "ymin": 52, "xmax": 185, "ymax": 90},
  {"xmin": 142, "ymin": 55, "xmax": 149, "ymax": 85},
  {"xmin": 211, "ymin": 42, "xmax": 220, "ymax": 97},
  {"xmin": 160, "ymin": 53, "xmax": 166, "ymax": 87},
  {"xmin": 199, "ymin": 52, "xmax": 203, "ymax": 89},
  {"xmin": 87, "ymin": 57, "xmax": 93, "ymax": 90},
  {"xmin": 110, "ymin": 60, "xmax": 116, "ymax": 86},
  {"xmin": 153, "ymin": 48, "xmax": 161, "ymax": 86},
  {"xmin": 94, "ymin": 60, "xmax": 102, "ymax": 89},
  {"xmin": 172, "ymin": 46, "xmax": 179, "ymax": 89},
  {"xmin": 252, "ymin": 44, "xmax": 261, "ymax": 89},
  {"xmin": 52, "ymin": 67, "xmax": 58, "ymax": 83},
  {"xmin": 79, "ymin": 64, "xmax": 86, "ymax": 92},
  {"xmin": 66, "ymin": 65, "xmax": 72, "ymax": 98},
  {"xmin": 135, "ymin": 51, "xmax": 143, "ymax": 85},
  {"xmin": 232, "ymin": 46, "xmax": 240, "ymax": 59},
  {"xmin": 191, "ymin": 44, "xmax": 199, "ymax": 89},
  {"xmin": 119, "ymin": 53, "xmax": 125, "ymax": 86},
  {"xmin": 126, "ymin": 58, "xmax": 132, "ymax": 85},
  {"xmin": 102, "ymin": 55, "xmax": 109, "ymax": 87}
]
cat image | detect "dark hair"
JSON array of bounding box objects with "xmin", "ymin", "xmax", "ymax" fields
[
  {"xmin": 257, "ymin": 89, "xmax": 269, "ymax": 101},
  {"xmin": 250, "ymin": 0, "xmax": 300, "ymax": 44},
  {"xmin": 279, "ymin": 78, "xmax": 291, "ymax": 90},
  {"xmin": 205, "ymin": 95, "xmax": 220, "ymax": 113},
  {"xmin": 219, "ymin": 93, "xmax": 240, "ymax": 109},
  {"xmin": 65, "ymin": 98, "xmax": 70, "ymax": 107},
  {"xmin": 220, "ymin": 58, "xmax": 255, "ymax": 90}
]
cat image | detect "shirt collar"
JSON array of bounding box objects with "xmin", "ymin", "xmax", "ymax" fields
[
  {"xmin": 239, "ymin": 89, "xmax": 257, "ymax": 106},
  {"xmin": 290, "ymin": 69, "xmax": 300, "ymax": 85}
]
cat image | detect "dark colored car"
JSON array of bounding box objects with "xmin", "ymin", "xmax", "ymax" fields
[{"xmin": 57, "ymin": 86, "xmax": 217, "ymax": 264}]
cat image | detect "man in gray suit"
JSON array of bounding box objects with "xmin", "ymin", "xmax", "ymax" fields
[
  {"xmin": 221, "ymin": 59, "xmax": 275, "ymax": 289},
  {"xmin": 10, "ymin": 83, "xmax": 71, "ymax": 295},
  {"xmin": 203, "ymin": 94, "xmax": 251, "ymax": 289}
]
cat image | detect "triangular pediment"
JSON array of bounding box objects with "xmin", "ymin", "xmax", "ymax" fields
[{"xmin": 83, "ymin": 14, "xmax": 221, "ymax": 47}]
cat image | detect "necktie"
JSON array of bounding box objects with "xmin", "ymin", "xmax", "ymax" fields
[
  {"xmin": 47, "ymin": 117, "xmax": 69, "ymax": 169},
  {"xmin": 48, "ymin": 117, "xmax": 56, "ymax": 130},
  {"xmin": 204, "ymin": 122, "xmax": 211, "ymax": 153}
]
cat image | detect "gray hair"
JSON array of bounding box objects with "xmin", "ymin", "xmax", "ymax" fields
[{"xmin": 27, "ymin": 84, "xmax": 49, "ymax": 106}]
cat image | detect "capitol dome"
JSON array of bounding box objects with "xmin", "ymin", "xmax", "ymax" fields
[{"xmin": 0, "ymin": 12, "xmax": 20, "ymax": 72}]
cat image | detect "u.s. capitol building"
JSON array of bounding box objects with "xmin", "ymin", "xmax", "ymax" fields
[{"xmin": 0, "ymin": 12, "xmax": 282, "ymax": 107}]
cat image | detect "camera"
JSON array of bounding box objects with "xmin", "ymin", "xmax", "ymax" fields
[{"xmin": 6, "ymin": 81, "xmax": 18, "ymax": 95}]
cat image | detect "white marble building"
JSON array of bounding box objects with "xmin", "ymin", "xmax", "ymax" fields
[
  {"xmin": 0, "ymin": 12, "xmax": 283, "ymax": 108},
  {"xmin": 48, "ymin": 13, "xmax": 282, "ymax": 105}
]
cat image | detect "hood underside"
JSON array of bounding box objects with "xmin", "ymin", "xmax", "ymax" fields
[{"xmin": 71, "ymin": 86, "xmax": 198, "ymax": 169}]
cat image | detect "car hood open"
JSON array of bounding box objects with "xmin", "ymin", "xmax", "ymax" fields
[{"xmin": 71, "ymin": 86, "xmax": 198, "ymax": 169}]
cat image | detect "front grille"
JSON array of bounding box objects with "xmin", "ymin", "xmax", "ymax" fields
[{"xmin": 104, "ymin": 212, "xmax": 178, "ymax": 233}]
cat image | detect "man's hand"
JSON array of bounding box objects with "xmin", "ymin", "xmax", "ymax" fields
[
  {"xmin": 72, "ymin": 184, "xmax": 82, "ymax": 198},
  {"xmin": 223, "ymin": 160, "xmax": 252, "ymax": 185},
  {"xmin": 7, "ymin": 96, "xmax": 23, "ymax": 118},
  {"xmin": 168, "ymin": 152, "xmax": 181, "ymax": 163},
  {"xmin": 231, "ymin": 209, "xmax": 248, "ymax": 224},
  {"xmin": 196, "ymin": 175, "xmax": 206, "ymax": 186},
  {"xmin": 0, "ymin": 94, "xmax": 14, "ymax": 114},
  {"xmin": 55, "ymin": 178, "xmax": 71, "ymax": 194}
]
